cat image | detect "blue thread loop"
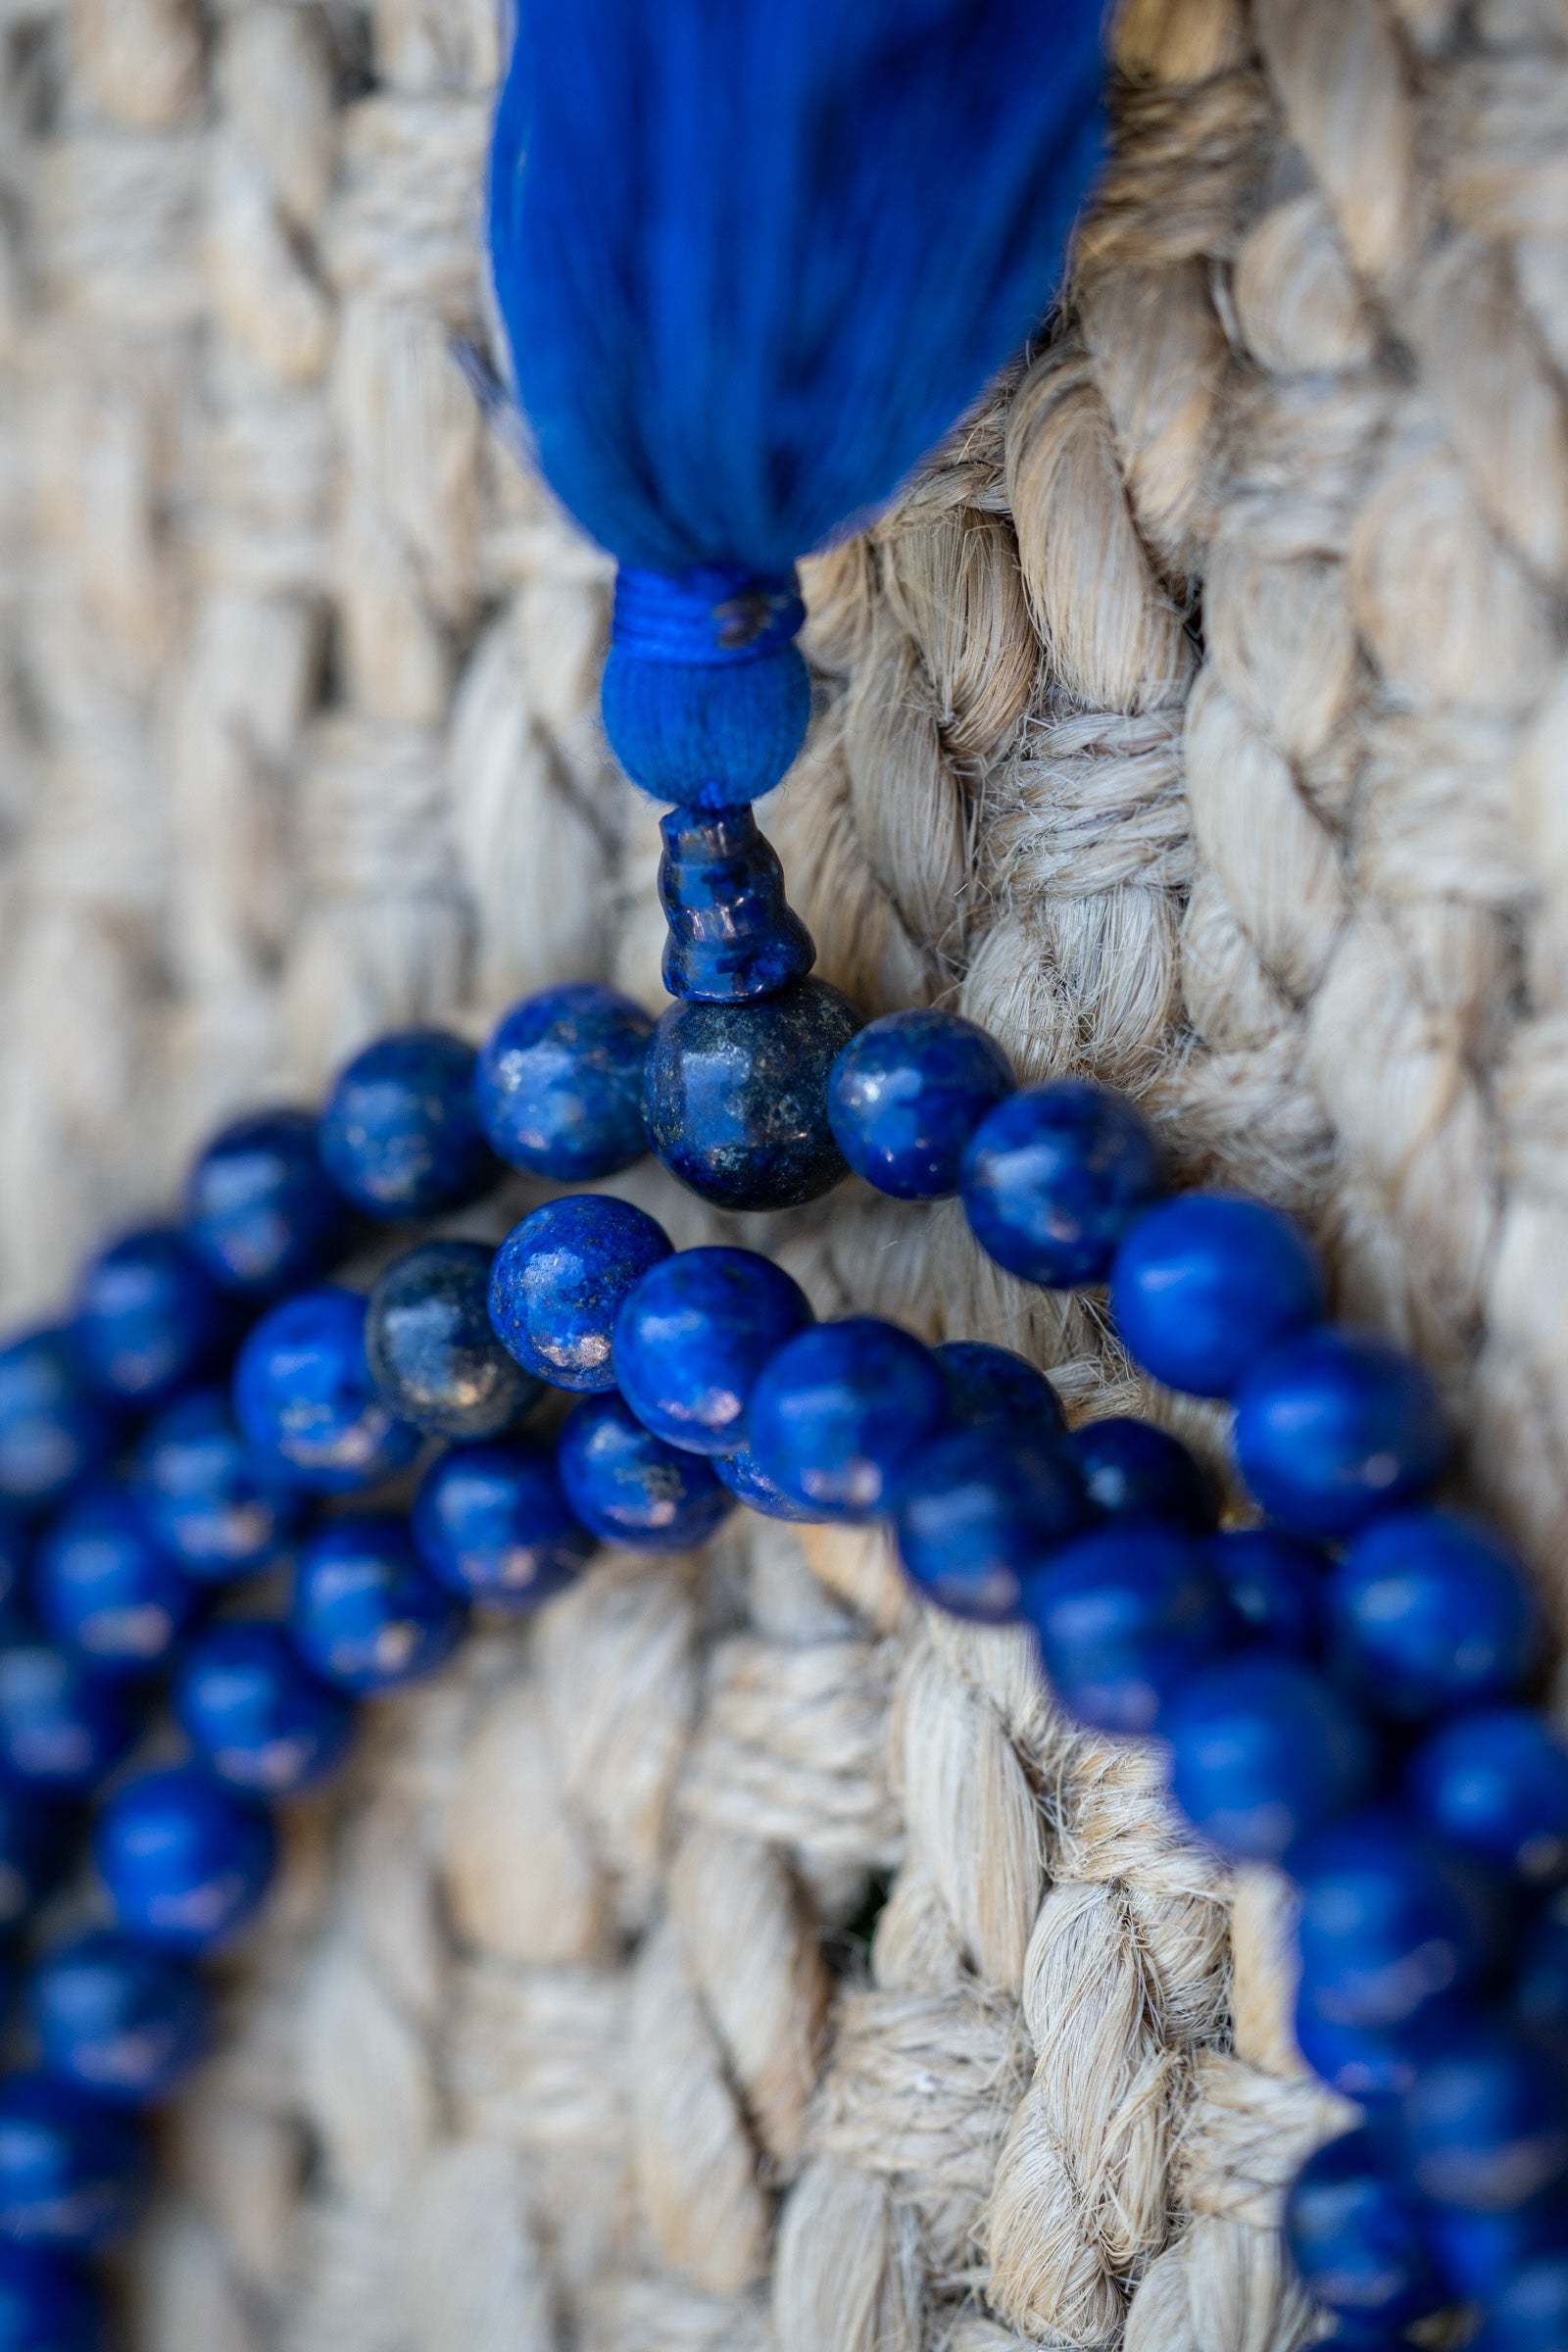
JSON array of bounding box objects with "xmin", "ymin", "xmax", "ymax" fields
[
  {"xmin": 604, "ymin": 567, "xmax": 811, "ymax": 809},
  {"xmin": 612, "ymin": 565, "xmax": 805, "ymax": 663}
]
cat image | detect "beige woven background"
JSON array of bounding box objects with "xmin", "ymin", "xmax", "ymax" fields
[{"xmin": 4, "ymin": 0, "xmax": 1568, "ymax": 2345}]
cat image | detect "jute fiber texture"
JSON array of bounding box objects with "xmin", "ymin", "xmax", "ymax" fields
[{"xmin": 3, "ymin": 0, "xmax": 1567, "ymax": 2346}]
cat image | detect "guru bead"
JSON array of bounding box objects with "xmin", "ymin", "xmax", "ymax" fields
[
  {"xmin": 94, "ymin": 1767, "xmax": 275, "ymax": 1954},
  {"xmin": 489, "ymin": 1194, "xmax": 672, "ymax": 1392},
  {"xmin": 1406, "ymin": 1707, "xmax": 1568, "ymax": 1883},
  {"xmin": 1206, "ymin": 1526, "xmax": 1328, "ymax": 1655},
  {"xmin": 183, "ymin": 1108, "xmax": 348, "ymax": 1296},
  {"xmin": 1069, "ymin": 1416, "xmax": 1217, "ymax": 1533},
  {"xmin": 1163, "ymin": 1653, "xmax": 1374, "ymax": 1863},
  {"xmin": 0, "ymin": 2073, "xmax": 142, "ymax": 2250},
  {"xmin": 173, "ymin": 1622, "xmax": 353, "ymax": 1796},
  {"xmin": 366, "ymin": 1240, "xmax": 539, "ymax": 1439},
  {"xmin": 895, "ymin": 1431, "xmax": 1087, "ymax": 1623},
  {"xmin": 413, "ymin": 1440, "xmax": 593, "ymax": 1606},
  {"xmin": 0, "ymin": 2245, "xmax": 103, "ymax": 2352},
  {"xmin": 557, "ymin": 1393, "xmax": 734, "ymax": 1551},
  {"xmin": 0, "ymin": 1332, "xmax": 116, "ymax": 1516},
  {"xmin": 1284, "ymin": 2127, "xmax": 1445, "ymax": 2341},
  {"xmin": 289, "ymin": 1517, "xmax": 464, "ymax": 1694},
  {"xmin": 72, "ymin": 1228, "xmax": 224, "ymax": 1406},
  {"xmin": 1232, "ymin": 1326, "xmax": 1448, "ymax": 1540},
  {"xmin": 27, "ymin": 1933, "xmax": 207, "ymax": 2106},
  {"xmin": 1018, "ymin": 1522, "xmax": 1232, "ymax": 1735},
  {"xmin": 658, "ymin": 806, "xmax": 815, "ymax": 1002},
  {"xmin": 1292, "ymin": 1809, "xmax": 1501, "ymax": 2034},
  {"xmin": 1110, "ymin": 1190, "xmax": 1325, "ymax": 1398},
  {"xmin": 827, "ymin": 1008, "xmax": 1013, "ymax": 1200},
  {"xmin": 33, "ymin": 1483, "xmax": 198, "ymax": 1680},
  {"xmin": 1327, "ymin": 1506, "xmax": 1542, "ymax": 1724},
  {"xmin": 233, "ymin": 1287, "xmax": 420, "ymax": 1492},
  {"xmin": 612, "ymin": 1246, "xmax": 813, "ymax": 1454},
  {"xmin": 318, "ymin": 1028, "xmax": 497, "ymax": 1220},
  {"xmin": 132, "ymin": 1387, "xmax": 300, "ymax": 1582},
  {"xmin": 746, "ymin": 1318, "xmax": 950, "ymax": 1520},
  {"xmin": 1401, "ymin": 2022, "xmax": 1568, "ymax": 2213},
  {"xmin": 475, "ymin": 981, "xmax": 653, "ymax": 1178},
  {"xmin": 959, "ymin": 1079, "xmax": 1162, "ymax": 1288},
  {"xmin": 934, "ymin": 1342, "xmax": 1066, "ymax": 1444},
  {"xmin": 0, "ymin": 1645, "xmax": 133, "ymax": 1795}
]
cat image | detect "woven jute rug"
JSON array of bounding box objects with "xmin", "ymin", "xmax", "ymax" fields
[{"xmin": 3, "ymin": 1, "xmax": 1567, "ymax": 2346}]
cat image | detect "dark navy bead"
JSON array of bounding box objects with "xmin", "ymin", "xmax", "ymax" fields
[
  {"xmin": 895, "ymin": 1431, "xmax": 1088, "ymax": 1622},
  {"xmin": 0, "ymin": 2073, "xmax": 141, "ymax": 2251},
  {"xmin": 1017, "ymin": 1522, "xmax": 1233, "ymax": 1735},
  {"xmin": 934, "ymin": 1343, "xmax": 1067, "ymax": 1446},
  {"xmin": 1473, "ymin": 2255, "xmax": 1568, "ymax": 2352},
  {"xmin": 959, "ymin": 1080, "xmax": 1163, "ymax": 1289},
  {"xmin": 132, "ymin": 1387, "xmax": 300, "ymax": 1583},
  {"xmin": 0, "ymin": 2245, "xmax": 103, "ymax": 2352},
  {"xmin": 1428, "ymin": 2180, "xmax": 1568, "ymax": 2302},
  {"xmin": 318, "ymin": 1029, "xmax": 497, "ymax": 1220},
  {"xmin": 1164, "ymin": 1653, "xmax": 1374, "ymax": 1862},
  {"xmin": 233, "ymin": 1288, "xmax": 420, "ymax": 1493},
  {"xmin": 172, "ymin": 1622, "xmax": 353, "ymax": 1796},
  {"xmin": 1069, "ymin": 1416, "xmax": 1217, "ymax": 1533},
  {"xmin": 1232, "ymin": 1326, "xmax": 1448, "ymax": 1540},
  {"xmin": 0, "ymin": 1788, "xmax": 74, "ymax": 1936},
  {"xmin": 0, "ymin": 1333, "xmax": 116, "ymax": 1518},
  {"xmin": 33, "ymin": 1483, "xmax": 197, "ymax": 1681},
  {"xmin": 475, "ymin": 983, "xmax": 653, "ymax": 1179},
  {"xmin": 488, "ymin": 1195, "xmax": 671, "ymax": 1394},
  {"xmin": 1293, "ymin": 1809, "xmax": 1503, "ymax": 2034},
  {"xmin": 659, "ymin": 806, "xmax": 815, "ymax": 1002},
  {"xmin": 613, "ymin": 1247, "xmax": 813, "ymax": 1455},
  {"xmin": 557, "ymin": 1394, "xmax": 734, "ymax": 1552},
  {"xmin": 1401, "ymin": 2021, "xmax": 1568, "ymax": 2213},
  {"xmin": 1406, "ymin": 1708, "xmax": 1568, "ymax": 1884},
  {"xmin": 1293, "ymin": 1992, "xmax": 1432, "ymax": 2112},
  {"xmin": 0, "ymin": 1646, "xmax": 133, "ymax": 1795},
  {"xmin": 290, "ymin": 1516, "xmax": 464, "ymax": 1694},
  {"xmin": 366, "ymin": 1241, "xmax": 539, "ymax": 1440},
  {"xmin": 828, "ymin": 1009, "xmax": 1013, "ymax": 1200},
  {"xmin": 1517, "ymin": 1898, "xmax": 1568, "ymax": 2051},
  {"xmin": 1110, "ymin": 1191, "xmax": 1325, "ymax": 1398},
  {"xmin": 1328, "ymin": 1507, "xmax": 1542, "ymax": 1725},
  {"xmin": 746, "ymin": 1318, "xmax": 950, "ymax": 1521},
  {"xmin": 94, "ymin": 1767, "xmax": 274, "ymax": 1954},
  {"xmin": 413, "ymin": 1441, "xmax": 592, "ymax": 1607},
  {"xmin": 183, "ymin": 1109, "xmax": 348, "ymax": 1297},
  {"xmin": 1284, "ymin": 2127, "xmax": 1445, "ymax": 2337},
  {"xmin": 643, "ymin": 979, "xmax": 862, "ymax": 1211},
  {"xmin": 1207, "ymin": 1527, "xmax": 1328, "ymax": 1654},
  {"xmin": 711, "ymin": 1443, "xmax": 822, "ymax": 1522},
  {"xmin": 72, "ymin": 1228, "xmax": 223, "ymax": 1406},
  {"xmin": 28, "ymin": 1932, "xmax": 206, "ymax": 2107}
]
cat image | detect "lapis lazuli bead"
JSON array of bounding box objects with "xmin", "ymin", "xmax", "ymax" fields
[
  {"xmin": 413, "ymin": 1440, "xmax": 593, "ymax": 1607},
  {"xmin": 613, "ymin": 1246, "xmax": 813, "ymax": 1455},
  {"xmin": 827, "ymin": 1009, "xmax": 1014, "ymax": 1200},
  {"xmin": 711, "ymin": 1443, "xmax": 822, "ymax": 1522},
  {"xmin": 643, "ymin": 978, "xmax": 862, "ymax": 1210},
  {"xmin": 1402, "ymin": 2021, "xmax": 1568, "ymax": 2213},
  {"xmin": 173, "ymin": 1621, "xmax": 353, "ymax": 1797},
  {"xmin": 934, "ymin": 1342, "xmax": 1067, "ymax": 1445},
  {"xmin": 132, "ymin": 1387, "xmax": 301, "ymax": 1583},
  {"xmin": 1328, "ymin": 1506, "xmax": 1542, "ymax": 1725},
  {"xmin": 895, "ymin": 1431, "xmax": 1087, "ymax": 1622},
  {"xmin": 1284, "ymin": 2127, "xmax": 1446, "ymax": 2338},
  {"xmin": 1428, "ymin": 2189, "xmax": 1568, "ymax": 2307},
  {"xmin": 658, "ymin": 805, "xmax": 815, "ymax": 1002},
  {"xmin": 0, "ymin": 2245, "xmax": 103, "ymax": 2352},
  {"xmin": 1069, "ymin": 1416, "xmax": 1217, "ymax": 1533},
  {"xmin": 0, "ymin": 1332, "xmax": 117, "ymax": 1518},
  {"xmin": 33, "ymin": 1482, "xmax": 198, "ymax": 1681},
  {"xmin": 1292, "ymin": 1809, "xmax": 1502, "ymax": 2034},
  {"xmin": 289, "ymin": 1517, "xmax": 465, "ymax": 1694},
  {"xmin": 1407, "ymin": 1708, "xmax": 1568, "ymax": 1884},
  {"xmin": 0, "ymin": 1788, "xmax": 74, "ymax": 1936},
  {"xmin": 1206, "ymin": 1526, "xmax": 1328, "ymax": 1655},
  {"xmin": 1163, "ymin": 1653, "xmax": 1374, "ymax": 1863},
  {"xmin": 366, "ymin": 1240, "xmax": 539, "ymax": 1440},
  {"xmin": 0, "ymin": 2074, "xmax": 142, "ymax": 2252},
  {"xmin": 28, "ymin": 1932, "xmax": 207, "ymax": 2108},
  {"xmin": 1018, "ymin": 1522, "xmax": 1232, "ymax": 1735},
  {"xmin": 1472, "ymin": 2256, "xmax": 1568, "ymax": 2352},
  {"xmin": 1110, "ymin": 1191, "xmax": 1325, "ymax": 1399},
  {"xmin": 746, "ymin": 1318, "xmax": 950, "ymax": 1521},
  {"xmin": 488, "ymin": 1195, "xmax": 672, "ymax": 1393},
  {"xmin": 94, "ymin": 1767, "xmax": 275, "ymax": 1955},
  {"xmin": 1292, "ymin": 1992, "xmax": 1431, "ymax": 2113},
  {"xmin": 557, "ymin": 1394, "xmax": 735, "ymax": 1552},
  {"xmin": 959, "ymin": 1080, "xmax": 1163, "ymax": 1289},
  {"xmin": 1232, "ymin": 1326, "xmax": 1448, "ymax": 1540},
  {"xmin": 233, "ymin": 1287, "xmax": 420, "ymax": 1493},
  {"xmin": 72, "ymin": 1228, "xmax": 225, "ymax": 1406},
  {"xmin": 0, "ymin": 1645, "xmax": 133, "ymax": 1796},
  {"xmin": 475, "ymin": 982, "xmax": 654, "ymax": 1179},
  {"xmin": 318, "ymin": 1029, "xmax": 497, "ymax": 1220},
  {"xmin": 183, "ymin": 1108, "xmax": 348, "ymax": 1297}
]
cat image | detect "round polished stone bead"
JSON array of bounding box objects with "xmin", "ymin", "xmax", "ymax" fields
[
  {"xmin": 475, "ymin": 983, "xmax": 653, "ymax": 1179},
  {"xmin": 413, "ymin": 1441, "xmax": 592, "ymax": 1607},
  {"xmin": 72, "ymin": 1228, "xmax": 224, "ymax": 1406},
  {"xmin": 289, "ymin": 1516, "xmax": 464, "ymax": 1694},
  {"xmin": 1428, "ymin": 2187, "xmax": 1568, "ymax": 2305},
  {"xmin": 0, "ymin": 1646, "xmax": 133, "ymax": 1796},
  {"xmin": 1232, "ymin": 1326, "xmax": 1448, "ymax": 1540},
  {"xmin": 643, "ymin": 979, "xmax": 862, "ymax": 1210},
  {"xmin": 1328, "ymin": 1507, "xmax": 1542, "ymax": 1725},
  {"xmin": 1285, "ymin": 2127, "xmax": 1445, "ymax": 2339},
  {"xmin": 711, "ymin": 1443, "xmax": 822, "ymax": 1522},
  {"xmin": 0, "ymin": 2074, "xmax": 141, "ymax": 2251},
  {"xmin": 657, "ymin": 806, "xmax": 815, "ymax": 1002},
  {"xmin": 557, "ymin": 1394, "xmax": 734, "ymax": 1552},
  {"xmin": 366, "ymin": 1241, "xmax": 539, "ymax": 1440},
  {"xmin": 746, "ymin": 1318, "xmax": 950, "ymax": 1521},
  {"xmin": 0, "ymin": 1788, "xmax": 74, "ymax": 1936},
  {"xmin": 1293, "ymin": 1993, "xmax": 1432, "ymax": 2112},
  {"xmin": 827, "ymin": 1010, "xmax": 1013, "ymax": 1200},
  {"xmin": 0, "ymin": 2245, "xmax": 103, "ymax": 2352},
  {"xmin": 1018, "ymin": 1522, "xmax": 1233, "ymax": 1735},
  {"xmin": 0, "ymin": 1332, "xmax": 116, "ymax": 1517},
  {"xmin": 959, "ymin": 1080, "xmax": 1162, "ymax": 1289},
  {"xmin": 172, "ymin": 1622, "xmax": 353, "ymax": 1796},
  {"xmin": 233, "ymin": 1288, "xmax": 420, "ymax": 1493},
  {"xmin": 895, "ymin": 1431, "xmax": 1088, "ymax": 1622},
  {"xmin": 27, "ymin": 1932, "xmax": 206, "ymax": 2107},
  {"xmin": 1472, "ymin": 2254, "xmax": 1568, "ymax": 2352},
  {"xmin": 1406, "ymin": 1708, "xmax": 1568, "ymax": 1884},
  {"xmin": 132, "ymin": 1388, "xmax": 301, "ymax": 1583},
  {"xmin": 1207, "ymin": 1526, "xmax": 1328, "ymax": 1654},
  {"xmin": 33, "ymin": 1483, "xmax": 198, "ymax": 1681},
  {"xmin": 1110, "ymin": 1191, "xmax": 1325, "ymax": 1398},
  {"xmin": 488, "ymin": 1196, "xmax": 671, "ymax": 1394},
  {"xmin": 613, "ymin": 1247, "xmax": 813, "ymax": 1455},
  {"xmin": 94, "ymin": 1768, "xmax": 275, "ymax": 1955},
  {"xmin": 1069, "ymin": 1416, "xmax": 1217, "ymax": 1533},
  {"xmin": 934, "ymin": 1342, "xmax": 1067, "ymax": 1445},
  {"xmin": 1402, "ymin": 2021, "xmax": 1568, "ymax": 2213},
  {"xmin": 318, "ymin": 1029, "xmax": 497, "ymax": 1220},
  {"xmin": 1293, "ymin": 1809, "xmax": 1502, "ymax": 2034},
  {"xmin": 183, "ymin": 1109, "xmax": 348, "ymax": 1297},
  {"xmin": 1164, "ymin": 1653, "xmax": 1375, "ymax": 1862}
]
